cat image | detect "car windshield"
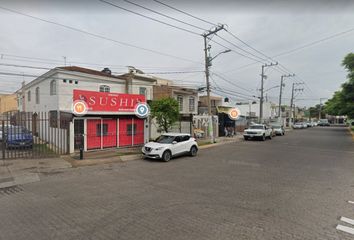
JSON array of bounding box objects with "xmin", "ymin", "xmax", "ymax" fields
[
  {"xmin": 249, "ymin": 125, "xmax": 264, "ymax": 129},
  {"xmin": 155, "ymin": 135, "xmax": 176, "ymax": 144},
  {"xmin": 272, "ymin": 125, "xmax": 281, "ymax": 128},
  {"xmin": 5, "ymin": 126, "xmax": 28, "ymax": 134}
]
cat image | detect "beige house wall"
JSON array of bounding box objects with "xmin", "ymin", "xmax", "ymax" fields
[{"xmin": 0, "ymin": 94, "xmax": 18, "ymax": 114}]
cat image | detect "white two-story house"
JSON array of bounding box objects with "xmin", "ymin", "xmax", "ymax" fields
[{"xmin": 19, "ymin": 66, "xmax": 155, "ymax": 153}]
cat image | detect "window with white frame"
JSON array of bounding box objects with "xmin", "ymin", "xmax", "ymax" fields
[
  {"xmin": 177, "ymin": 95, "xmax": 183, "ymax": 111},
  {"xmin": 50, "ymin": 80, "xmax": 56, "ymax": 95},
  {"xmin": 27, "ymin": 90, "xmax": 31, "ymax": 102},
  {"xmin": 35, "ymin": 87, "xmax": 40, "ymax": 104},
  {"xmin": 99, "ymin": 85, "xmax": 110, "ymax": 92},
  {"xmin": 189, "ymin": 96, "xmax": 195, "ymax": 112},
  {"xmin": 139, "ymin": 87, "xmax": 146, "ymax": 96}
]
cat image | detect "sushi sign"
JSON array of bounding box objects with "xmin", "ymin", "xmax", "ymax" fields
[{"xmin": 73, "ymin": 89, "xmax": 146, "ymax": 113}]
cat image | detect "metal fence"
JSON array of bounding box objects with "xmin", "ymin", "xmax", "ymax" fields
[{"xmin": 0, "ymin": 111, "xmax": 70, "ymax": 159}]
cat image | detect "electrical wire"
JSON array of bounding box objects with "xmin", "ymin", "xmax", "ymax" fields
[
  {"xmin": 0, "ymin": 6, "xmax": 202, "ymax": 64},
  {"xmin": 122, "ymin": 0, "xmax": 206, "ymax": 31},
  {"xmin": 98, "ymin": 0, "xmax": 201, "ymax": 36},
  {"xmin": 210, "ymin": 71, "xmax": 257, "ymax": 95},
  {"xmin": 151, "ymin": 0, "xmax": 217, "ymax": 26}
]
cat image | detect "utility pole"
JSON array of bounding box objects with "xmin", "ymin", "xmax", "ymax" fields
[
  {"xmin": 259, "ymin": 62, "xmax": 278, "ymax": 123},
  {"xmin": 278, "ymin": 74, "xmax": 295, "ymax": 118},
  {"xmin": 203, "ymin": 24, "xmax": 225, "ymax": 143},
  {"xmin": 289, "ymin": 83, "xmax": 304, "ymax": 127}
]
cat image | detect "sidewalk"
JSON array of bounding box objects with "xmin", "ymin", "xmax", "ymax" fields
[{"xmin": 0, "ymin": 157, "xmax": 71, "ymax": 189}]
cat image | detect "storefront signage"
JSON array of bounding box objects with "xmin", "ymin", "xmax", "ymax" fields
[
  {"xmin": 73, "ymin": 90, "xmax": 146, "ymax": 112},
  {"xmin": 228, "ymin": 107, "xmax": 241, "ymax": 120},
  {"xmin": 134, "ymin": 103, "xmax": 150, "ymax": 118}
]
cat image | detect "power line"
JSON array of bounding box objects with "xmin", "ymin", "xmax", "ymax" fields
[
  {"xmin": 224, "ymin": 29, "xmax": 274, "ymax": 62},
  {"xmin": 210, "ymin": 71, "xmax": 257, "ymax": 95},
  {"xmin": 273, "ymin": 26, "xmax": 354, "ymax": 58},
  {"xmin": 0, "ymin": 6, "xmax": 201, "ymax": 65},
  {"xmin": 211, "ymin": 87, "xmax": 256, "ymax": 101},
  {"xmin": 0, "ymin": 63, "xmax": 52, "ymax": 70},
  {"xmin": 151, "ymin": 0, "xmax": 217, "ymax": 26},
  {"xmin": 98, "ymin": 0, "xmax": 201, "ymax": 36},
  {"xmin": 122, "ymin": 0, "xmax": 206, "ymax": 31},
  {"xmin": 1, "ymin": 54, "xmax": 205, "ymax": 73},
  {"xmin": 215, "ymin": 35, "xmax": 270, "ymax": 63},
  {"xmin": 0, "ymin": 62, "xmax": 204, "ymax": 75},
  {"xmin": 210, "ymin": 39, "xmax": 264, "ymax": 63}
]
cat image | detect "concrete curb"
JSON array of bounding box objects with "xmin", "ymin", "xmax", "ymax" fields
[{"xmin": 63, "ymin": 138, "xmax": 242, "ymax": 167}]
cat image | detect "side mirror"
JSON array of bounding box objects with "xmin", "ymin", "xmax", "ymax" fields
[{"xmin": 172, "ymin": 141, "xmax": 177, "ymax": 144}]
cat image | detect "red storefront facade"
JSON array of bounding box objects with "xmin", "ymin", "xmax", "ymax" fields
[{"xmin": 73, "ymin": 90, "xmax": 147, "ymax": 151}]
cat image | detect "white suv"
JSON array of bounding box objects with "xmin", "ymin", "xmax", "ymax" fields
[
  {"xmin": 142, "ymin": 133, "xmax": 198, "ymax": 162},
  {"xmin": 243, "ymin": 124, "xmax": 273, "ymax": 141}
]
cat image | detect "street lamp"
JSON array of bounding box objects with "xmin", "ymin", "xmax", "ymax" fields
[
  {"xmin": 208, "ymin": 49, "xmax": 231, "ymax": 65},
  {"xmin": 204, "ymin": 48, "xmax": 231, "ymax": 143},
  {"xmin": 264, "ymin": 85, "xmax": 280, "ymax": 93}
]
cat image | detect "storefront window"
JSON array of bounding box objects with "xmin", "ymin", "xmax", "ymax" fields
[
  {"xmin": 127, "ymin": 124, "xmax": 137, "ymax": 136},
  {"xmin": 96, "ymin": 123, "xmax": 108, "ymax": 136}
]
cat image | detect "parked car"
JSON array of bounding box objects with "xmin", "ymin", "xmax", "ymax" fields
[
  {"xmin": 4, "ymin": 126, "xmax": 33, "ymax": 149},
  {"xmin": 271, "ymin": 125, "xmax": 285, "ymax": 136},
  {"xmin": 293, "ymin": 122, "xmax": 304, "ymax": 129},
  {"xmin": 305, "ymin": 121, "xmax": 312, "ymax": 127},
  {"xmin": 318, "ymin": 119, "xmax": 330, "ymax": 126},
  {"xmin": 142, "ymin": 133, "xmax": 198, "ymax": 162},
  {"xmin": 243, "ymin": 124, "xmax": 273, "ymax": 141}
]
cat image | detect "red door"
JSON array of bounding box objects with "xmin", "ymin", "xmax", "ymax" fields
[
  {"xmin": 119, "ymin": 118, "xmax": 132, "ymax": 147},
  {"xmin": 133, "ymin": 118, "xmax": 144, "ymax": 145},
  {"xmin": 87, "ymin": 119, "xmax": 101, "ymax": 150},
  {"xmin": 103, "ymin": 119, "xmax": 117, "ymax": 148}
]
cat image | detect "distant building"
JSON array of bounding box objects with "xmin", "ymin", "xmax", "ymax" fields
[{"xmin": 150, "ymin": 78, "xmax": 198, "ymax": 139}]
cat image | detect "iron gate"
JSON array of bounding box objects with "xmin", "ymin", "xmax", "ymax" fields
[{"xmin": 0, "ymin": 111, "xmax": 70, "ymax": 159}]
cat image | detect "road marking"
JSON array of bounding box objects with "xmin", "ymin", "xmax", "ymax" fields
[
  {"xmin": 336, "ymin": 224, "xmax": 354, "ymax": 235},
  {"xmin": 340, "ymin": 217, "xmax": 354, "ymax": 225},
  {"xmin": 348, "ymin": 201, "xmax": 354, "ymax": 204}
]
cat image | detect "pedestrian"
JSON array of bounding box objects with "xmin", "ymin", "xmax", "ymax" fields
[{"xmin": 224, "ymin": 127, "xmax": 228, "ymax": 137}]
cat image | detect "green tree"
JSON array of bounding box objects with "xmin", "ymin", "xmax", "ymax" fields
[
  {"xmin": 150, "ymin": 98, "xmax": 179, "ymax": 133},
  {"xmin": 324, "ymin": 53, "xmax": 354, "ymax": 118}
]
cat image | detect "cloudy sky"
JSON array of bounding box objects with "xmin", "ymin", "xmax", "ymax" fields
[{"xmin": 0, "ymin": 0, "xmax": 353, "ymax": 107}]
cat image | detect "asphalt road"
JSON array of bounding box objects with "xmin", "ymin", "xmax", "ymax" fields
[{"xmin": 0, "ymin": 126, "xmax": 354, "ymax": 240}]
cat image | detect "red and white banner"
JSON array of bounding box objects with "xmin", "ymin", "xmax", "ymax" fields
[{"xmin": 73, "ymin": 89, "xmax": 146, "ymax": 112}]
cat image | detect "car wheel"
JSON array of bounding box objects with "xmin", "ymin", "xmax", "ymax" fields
[
  {"xmin": 262, "ymin": 134, "xmax": 266, "ymax": 141},
  {"xmin": 244, "ymin": 136, "xmax": 249, "ymax": 141},
  {"xmin": 282, "ymin": 131, "xmax": 285, "ymax": 136},
  {"xmin": 190, "ymin": 146, "xmax": 198, "ymax": 157},
  {"xmin": 269, "ymin": 134, "xmax": 272, "ymax": 140},
  {"xmin": 162, "ymin": 150, "xmax": 172, "ymax": 162}
]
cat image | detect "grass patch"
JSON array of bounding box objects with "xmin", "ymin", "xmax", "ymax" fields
[
  {"xmin": 33, "ymin": 144, "xmax": 57, "ymax": 155},
  {"xmin": 115, "ymin": 151, "xmax": 140, "ymax": 156}
]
